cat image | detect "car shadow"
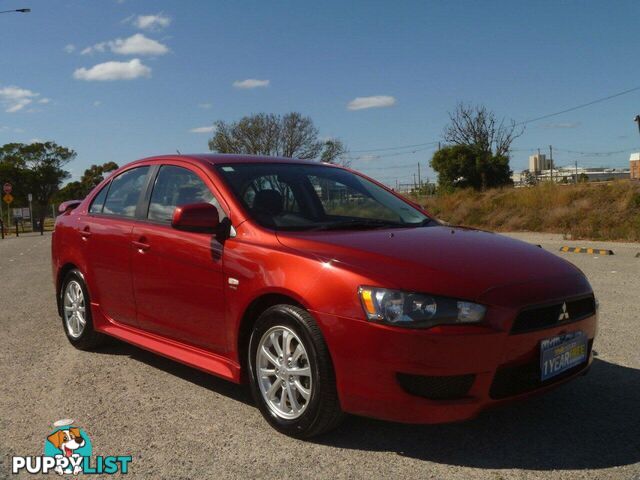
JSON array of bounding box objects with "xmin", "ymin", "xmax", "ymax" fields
[
  {"xmin": 316, "ymin": 357, "xmax": 640, "ymax": 471},
  {"xmin": 93, "ymin": 338, "xmax": 253, "ymax": 407},
  {"xmin": 92, "ymin": 340, "xmax": 639, "ymax": 471}
]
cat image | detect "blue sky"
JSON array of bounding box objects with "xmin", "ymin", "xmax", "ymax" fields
[{"xmin": 1, "ymin": 0, "xmax": 639, "ymax": 185}]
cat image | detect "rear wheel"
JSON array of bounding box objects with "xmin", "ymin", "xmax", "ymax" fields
[
  {"xmin": 60, "ymin": 269, "xmax": 105, "ymax": 350},
  {"xmin": 248, "ymin": 305, "xmax": 343, "ymax": 438}
]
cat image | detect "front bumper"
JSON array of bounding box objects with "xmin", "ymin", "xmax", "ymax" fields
[{"xmin": 311, "ymin": 304, "xmax": 597, "ymax": 424}]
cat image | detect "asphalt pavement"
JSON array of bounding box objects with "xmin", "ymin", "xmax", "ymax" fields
[{"xmin": 1, "ymin": 231, "xmax": 639, "ymax": 479}]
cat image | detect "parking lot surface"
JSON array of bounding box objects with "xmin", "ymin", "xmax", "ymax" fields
[{"xmin": 1, "ymin": 232, "xmax": 639, "ymax": 479}]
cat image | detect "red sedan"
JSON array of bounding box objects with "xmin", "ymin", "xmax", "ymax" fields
[{"xmin": 52, "ymin": 154, "xmax": 597, "ymax": 438}]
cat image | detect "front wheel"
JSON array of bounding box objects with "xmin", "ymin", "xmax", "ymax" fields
[
  {"xmin": 248, "ymin": 305, "xmax": 343, "ymax": 438},
  {"xmin": 60, "ymin": 269, "xmax": 105, "ymax": 350}
]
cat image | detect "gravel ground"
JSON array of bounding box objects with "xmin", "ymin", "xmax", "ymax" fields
[{"xmin": 1, "ymin": 232, "xmax": 639, "ymax": 479}]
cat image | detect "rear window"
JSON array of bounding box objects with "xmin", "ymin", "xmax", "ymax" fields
[
  {"xmin": 89, "ymin": 183, "xmax": 110, "ymax": 214},
  {"xmin": 102, "ymin": 167, "xmax": 150, "ymax": 217}
]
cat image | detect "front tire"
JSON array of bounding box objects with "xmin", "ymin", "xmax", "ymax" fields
[
  {"xmin": 248, "ymin": 305, "xmax": 343, "ymax": 438},
  {"xmin": 60, "ymin": 269, "xmax": 105, "ymax": 350}
]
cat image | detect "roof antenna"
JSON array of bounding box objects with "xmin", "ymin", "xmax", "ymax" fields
[{"xmin": 176, "ymin": 149, "xmax": 182, "ymax": 155}]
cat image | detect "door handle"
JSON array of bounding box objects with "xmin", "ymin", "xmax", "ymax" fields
[
  {"xmin": 132, "ymin": 238, "xmax": 150, "ymax": 252},
  {"xmin": 80, "ymin": 226, "xmax": 92, "ymax": 239}
]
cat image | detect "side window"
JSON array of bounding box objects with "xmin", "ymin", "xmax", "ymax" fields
[
  {"xmin": 148, "ymin": 165, "xmax": 222, "ymax": 223},
  {"xmin": 102, "ymin": 167, "xmax": 150, "ymax": 218},
  {"xmin": 89, "ymin": 183, "xmax": 110, "ymax": 214}
]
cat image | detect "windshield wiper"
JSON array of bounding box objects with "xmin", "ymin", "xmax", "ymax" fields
[{"xmin": 307, "ymin": 219, "xmax": 406, "ymax": 231}]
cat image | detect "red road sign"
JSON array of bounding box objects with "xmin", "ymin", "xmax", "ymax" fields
[{"xmin": 3, "ymin": 183, "xmax": 12, "ymax": 194}]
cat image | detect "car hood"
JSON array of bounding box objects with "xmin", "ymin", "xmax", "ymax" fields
[{"xmin": 275, "ymin": 226, "xmax": 585, "ymax": 302}]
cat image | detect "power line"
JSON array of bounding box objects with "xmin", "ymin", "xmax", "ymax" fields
[
  {"xmin": 515, "ymin": 85, "xmax": 640, "ymax": 126},
  {"xmin": 343, "ymin": 145, "xmax": 435, "ymax": 161},
  {"xmin": 347, "ymin": 141, "xmax": 439, "ymax": 153},
  {"xmin": 343, "ymin": 85, "xmax": 640, "ymax": 155}
]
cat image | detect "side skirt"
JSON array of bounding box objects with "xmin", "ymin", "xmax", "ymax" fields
[{"xmin": 93, "ymin": 304, "xmax": 241, "ymax": 383}]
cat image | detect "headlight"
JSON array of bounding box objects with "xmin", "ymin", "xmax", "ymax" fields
[{"xmin": 358, "ymin": 286, "xmax": 486, "ymax": 328}]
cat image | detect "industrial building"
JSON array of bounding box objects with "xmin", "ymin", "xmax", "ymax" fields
[
  {"xmin": 631, "ymin": 152, "xmax": 640, "ymax": 180},
  {"xmin": 529, "ymin": 153, "xmax": 551, "ymax": 173}
]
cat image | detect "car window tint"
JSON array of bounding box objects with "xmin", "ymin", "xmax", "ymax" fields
[
  {"xmin": 102, "ymin": 166, "xmax": 150, "ymax": 217},
  {"xmin": 89, "ymin": 182, "xmax": 110, "ymax": 214},
  {"xmin": 148, "ymin": 165, "xmax": 221, "ymax": 223}
]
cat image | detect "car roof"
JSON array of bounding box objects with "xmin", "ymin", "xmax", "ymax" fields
[{"xmin": 136, "ymin": 153, "xmax": 325, "ymax": 167}]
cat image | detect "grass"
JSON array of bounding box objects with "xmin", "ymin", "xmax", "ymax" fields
[{"xmin": 410, "ymin": 180, "xmax": 640, "ymax": 242}]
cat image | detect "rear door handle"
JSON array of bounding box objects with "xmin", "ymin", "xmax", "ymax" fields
[
  {"xmin": 80, "ymin": 226, "xmax": 92, "ymax": 239},
  {"xmin": 132, "ymin": 238, "xmax": 150, "ymax": 252}
]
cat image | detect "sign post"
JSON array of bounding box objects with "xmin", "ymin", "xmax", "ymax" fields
[
  {"xmin": 3, "ymin": 183, "xmax": 12, "ymax": 226},
  {"xmin": 28, "ymin": 193, "xmax": 33, "ymax": 230}
]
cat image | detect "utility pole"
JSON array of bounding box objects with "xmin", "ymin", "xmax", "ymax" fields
[
  {"xmin": 549, "ymin": 145, "xmax": 554, "ymax": 182},
  {"xmin": 575, "ymin": 160, "xmax": 578, "ymax": 184},
  {"xmin": 417, "ymin": 163, "xmax": 422, "ymax": 187}
]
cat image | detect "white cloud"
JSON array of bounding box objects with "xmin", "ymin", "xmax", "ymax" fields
[
  {"xmin": 37, "ymin": 98, "xmax": 51, "ymax": 104},
  {"xmin": 128, "ymin": 13, "xmax": 172, "ymax": 31},
  {"xmin": 190, "ymin": 126, "xmax": 216, "ymax": 133},
  {"xmin": 198, "ymin": 102, "xmax": 212, "ymax": 109},
  {"xmin": 81, "ymin": 42, "xmax": 107, "ymax": 55},
  {"xmin": 93, "ymin": 101, "xmax": 102, "ymax": 107},
  {"xmin": 82, "ymin": 34, "xmax": 168, "ymax": 56},
  {"xmin": 63, "ymin": 44, "xmax": 76, "ymax": 54},
  {"xmin": 233, "ymin": 79, "xmax": 269, "ymax": 89},
  {"xmin": 0, "ymin": 85, "xmax": 41, "ymax": 113},
  {"xmin": 347, "ymin": 95, "xmax": 396, "ymax": 111},
  {"xmin": 73, "ymin": 59, "xmax": 152, "ymax": 81}
]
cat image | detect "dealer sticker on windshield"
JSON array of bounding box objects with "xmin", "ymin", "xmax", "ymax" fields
[{"xmin": 540, "ymin": 331, "xmax": 587, "ymax": 382}]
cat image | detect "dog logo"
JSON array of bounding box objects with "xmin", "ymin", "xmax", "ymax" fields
[
  {"xmin": 12, "ymin": 420, "xmax": 131, "ymax": 475},
  {"xmin": 558, "ymin": 302, "xmax": 570, "ymax": 322},
  {"xmin": 44, "ymin": 419, "xmax": 92, "ymax": 475}
]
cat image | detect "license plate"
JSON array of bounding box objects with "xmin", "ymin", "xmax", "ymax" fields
[{"xmin": 540, "ymin": 331, "xmax": 587, "ymax": 381}]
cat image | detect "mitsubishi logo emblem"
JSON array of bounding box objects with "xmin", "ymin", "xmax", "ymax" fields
[{"xmin": 558, "ymin": 302, "xmax": 570, "ymax": 321}]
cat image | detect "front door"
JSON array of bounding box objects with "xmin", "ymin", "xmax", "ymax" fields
[
  {"xmin": 81, "ymin": 165, "xmax": 151, "ymax": 327},
  {"xmin": 131, "ymin": 164, "xmax": 227, "ymax": 352}
]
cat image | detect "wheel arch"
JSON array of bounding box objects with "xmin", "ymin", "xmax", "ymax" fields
[
  {"xmin": 236, "ymin": 292, "xmax": 306, "ymax": 383},
  {"xmin": 56, "ymin": 263, "xmax": 80, "ymax": 316}
]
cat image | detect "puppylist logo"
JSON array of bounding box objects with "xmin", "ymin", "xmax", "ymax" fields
[{"xmin": 11, "ymin": 419, "xmax": 132, "ymax": 475}]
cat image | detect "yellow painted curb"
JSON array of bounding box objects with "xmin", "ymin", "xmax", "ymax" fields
[{"xmin": 560, "ymin": 246, "xmax": 614, "ymax": 255}]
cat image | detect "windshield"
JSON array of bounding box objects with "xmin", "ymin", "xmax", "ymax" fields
[{"xmin": 215, "ymin": 163, "xmax": 434, "ymax": 231}]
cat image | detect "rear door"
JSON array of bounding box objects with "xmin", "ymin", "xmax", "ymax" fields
[
  {"xmin": 81, "ymin": 165, "xmax": 151, "ymax": 327},
  {"xmin": 130, "ymin": 163, "xmax": 228, "ymax": 352}
]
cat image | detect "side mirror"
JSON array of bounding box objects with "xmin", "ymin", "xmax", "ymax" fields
[
  {"xmin": 58, "ymin": 200, "xmax": 82, "ymax": 214},
  {"xmin": 172, "ymin": 203, "xmax": 220, "ymax": 233}
]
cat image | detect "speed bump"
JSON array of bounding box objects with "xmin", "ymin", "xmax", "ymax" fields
[{"xmin": 560, "ymin": 246, "xmax": 614, "ymax": 255}]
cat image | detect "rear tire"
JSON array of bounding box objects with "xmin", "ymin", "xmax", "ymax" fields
[
  {"xmin": 248, "ymin": 304, "xmax": 343, "ymax": 438},
  {"xmin": 59, "ymin": 269, "xmax": 105, "ymax": 350}
]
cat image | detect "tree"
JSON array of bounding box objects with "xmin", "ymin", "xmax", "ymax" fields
[
  {"xmin": 522, "ymin": 169, "xmax": 538, "ymax": 186},
  {"xmin": 208, "ymin": 112, "xmax": 347, "ymax": 163},
  {"xmin": 54, "ymin": 162, "xmax": 119, "ymax": 202},
  {"xmin": 430, "ymin": 145, "xmax": 513, "ymax": 191},
  {"xmin": 443, "ymin": 103, "xmax": 524, "ymax": 157},
  {"xmin": 0, "ymin": 142, "xmax": 74, "ymax": 213},
  {"xmin": 320, "ymin": 138, "xmax": 349, "ymax": 166}
]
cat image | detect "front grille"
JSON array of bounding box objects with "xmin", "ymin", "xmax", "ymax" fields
[
  {"xmin": 397, "ymin": 373, "xmax": 475, "ymax": 400},
  {"xmin": 511, "ymin": 295, "xmax": 596, "ymax": 334},
  {"xmin": 489, "ymin": 339, "xmax": 593, "ymax": 399}
]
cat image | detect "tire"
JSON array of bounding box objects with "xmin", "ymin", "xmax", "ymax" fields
[
  {"xmin": 59, "ymin": 269, "xmax": 105, "ymax": 350},
  {"xmin": 248, "ymin": 304, "xmax": 344, "ymax": 438}
]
